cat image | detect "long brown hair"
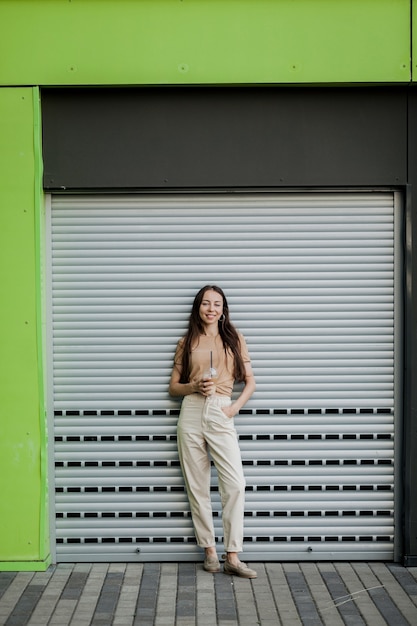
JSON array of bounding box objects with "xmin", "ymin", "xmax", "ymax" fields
[{"xmin": 179, "ymin": 285, "xmax": 246, "ymax": 384}]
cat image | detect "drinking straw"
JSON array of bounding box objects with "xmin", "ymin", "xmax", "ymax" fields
[{"xmin": 210, "ymin": 350, "xmax": 213, "ymax": 370}]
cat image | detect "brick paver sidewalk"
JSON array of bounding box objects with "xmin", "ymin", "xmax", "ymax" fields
[{"xmin": 0, "ymin": 561, "xmax": 416, "ymax": 625}]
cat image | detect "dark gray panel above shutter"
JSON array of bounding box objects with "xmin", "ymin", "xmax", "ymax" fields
[{"xmin": 42, "ymin": 87, "xmax": 407, "ymax": 190}]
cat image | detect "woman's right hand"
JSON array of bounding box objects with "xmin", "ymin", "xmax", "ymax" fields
[
  {"xmin": 198, "ymin": 377, "xmax": 216, "ymax": 396},
  {"xmin": 169, "ymin": 369, "xmax": 215, "ymax": 397}
]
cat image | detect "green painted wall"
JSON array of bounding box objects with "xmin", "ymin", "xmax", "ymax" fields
[
  {"xmin": 0, "ymin": 0, "xmax": 413, "ymax": 569},
  {"xmin": 0, "ymin": 0, "xmax": 411, "ymax": 86},
  {"xmin": 0, "ymin": 88, "xmax": 49, "ymax": 571}
]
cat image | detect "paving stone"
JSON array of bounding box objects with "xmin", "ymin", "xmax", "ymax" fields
[
  {"xmin": 27, "ymin": 567, "xmax": 73, "ymax": 626},
  {"xmin": 332, "ymin": 563, "xmax": 386, "ymax": 626},
  {"xmin": 0, "ymin": 573, "xmax": 17, "ymax": 601},
  {"xmin": 4, "ymin": 585, "xmax": 45, "ymax": 626},
  {"xmin": 366, "ymin": 585, "xmax": 409, "ymax": 626},
  {"xmin": 113, "ymin": 562, "xmax": 143, "ymax": 625},
  {"xmin": 196, "ymin": 568, "xmax": 217, "ymax": 625},
  {"xmin": 0, "ymin": 572, "xmax": 36, "ymax": 622},
  {"xmin": 48, "ymin": 598, "xmax": 78, "ymax": 625},
  {"xmin": 68, "ymin": 563, "xmax": 108, "ymax": 626},
  {"xmin": 266, "ymin": 563, "xmax": 300, "ymax": 625},
  {"xmin": 388, "ymin": 563, "xmax": 417, "ymax": 602},
  {"xmin": 133, "ymin": 563, "xmax": 160, "ymax": 626},
  {"xmin": 299, "ymin": 563, "xmax": 344, "ymax": 626},
  {"xmin": 214, "ymin": 574, "xmax": 238, "ymax": 622},
  {"xmin": 177, "ymin": 563, "xmax": 196, "ymax": 618},
  {"xmin": 374, "ymin": 562, "xmax": 417, "ymax": 622},
  {"xmin": 61, "ymin": 571, "xmax": 90, "ymax": 600},
  {"xmin": 283, "ymin": 564, "xmax": 322, "ymax": 625},
  {"xmin": 319, "ymin": 563, "xmax": 365, "ymax": 625}
]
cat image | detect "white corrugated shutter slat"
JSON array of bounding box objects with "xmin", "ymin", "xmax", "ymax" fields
[{"xmin": 50, "ymin": 192, "xmax": 397, "ymax": 562}]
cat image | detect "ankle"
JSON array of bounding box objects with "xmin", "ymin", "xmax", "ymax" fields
[
  {"xmin": 205, "ymin": 547, "xmax": 217, "ymax": 558},
  {"xmin": 226, "ymin": 552, "xmax": 240, "ymax": 565}
]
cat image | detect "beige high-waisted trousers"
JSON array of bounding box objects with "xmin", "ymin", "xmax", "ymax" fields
[{"xmin": 177, "ymin": 393, "xmax": 246, "ymax": 553}]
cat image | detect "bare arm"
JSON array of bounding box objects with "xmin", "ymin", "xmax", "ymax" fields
[
  {"xmin": 222, "ymin": 362, "xmax": 256, "ymax": 418},
  {"xmin": 169, "ymin": 365, "xmax": 214, "ymax": 397}
]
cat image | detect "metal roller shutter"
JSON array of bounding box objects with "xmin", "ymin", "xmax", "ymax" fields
[{"xmin": 48, "ymin": 192, "xmax": 400, "ymax": 562}]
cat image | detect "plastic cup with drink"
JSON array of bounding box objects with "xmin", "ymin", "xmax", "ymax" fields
[{"xmin": 202, "ymin": 351, "xmax": 217, "ymax": 396}]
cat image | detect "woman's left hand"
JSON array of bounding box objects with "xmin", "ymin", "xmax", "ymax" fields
[{"xmin": 222, "ymin": 404, "xmax": 236, "ymax": 419}]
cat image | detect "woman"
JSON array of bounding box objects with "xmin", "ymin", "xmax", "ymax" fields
[{"xmin": 169, "ymin": 285, "xmax": 257, "ymax": 578}]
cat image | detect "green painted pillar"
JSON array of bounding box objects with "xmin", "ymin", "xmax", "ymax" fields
[{"xmin": 0, "ymin": 87, "xmax": 49, "ymax": 571}]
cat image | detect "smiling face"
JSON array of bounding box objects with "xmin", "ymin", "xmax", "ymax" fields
[{"xmin": 199, "ymin": 289, "xmax": 224, "ymax": 331}]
